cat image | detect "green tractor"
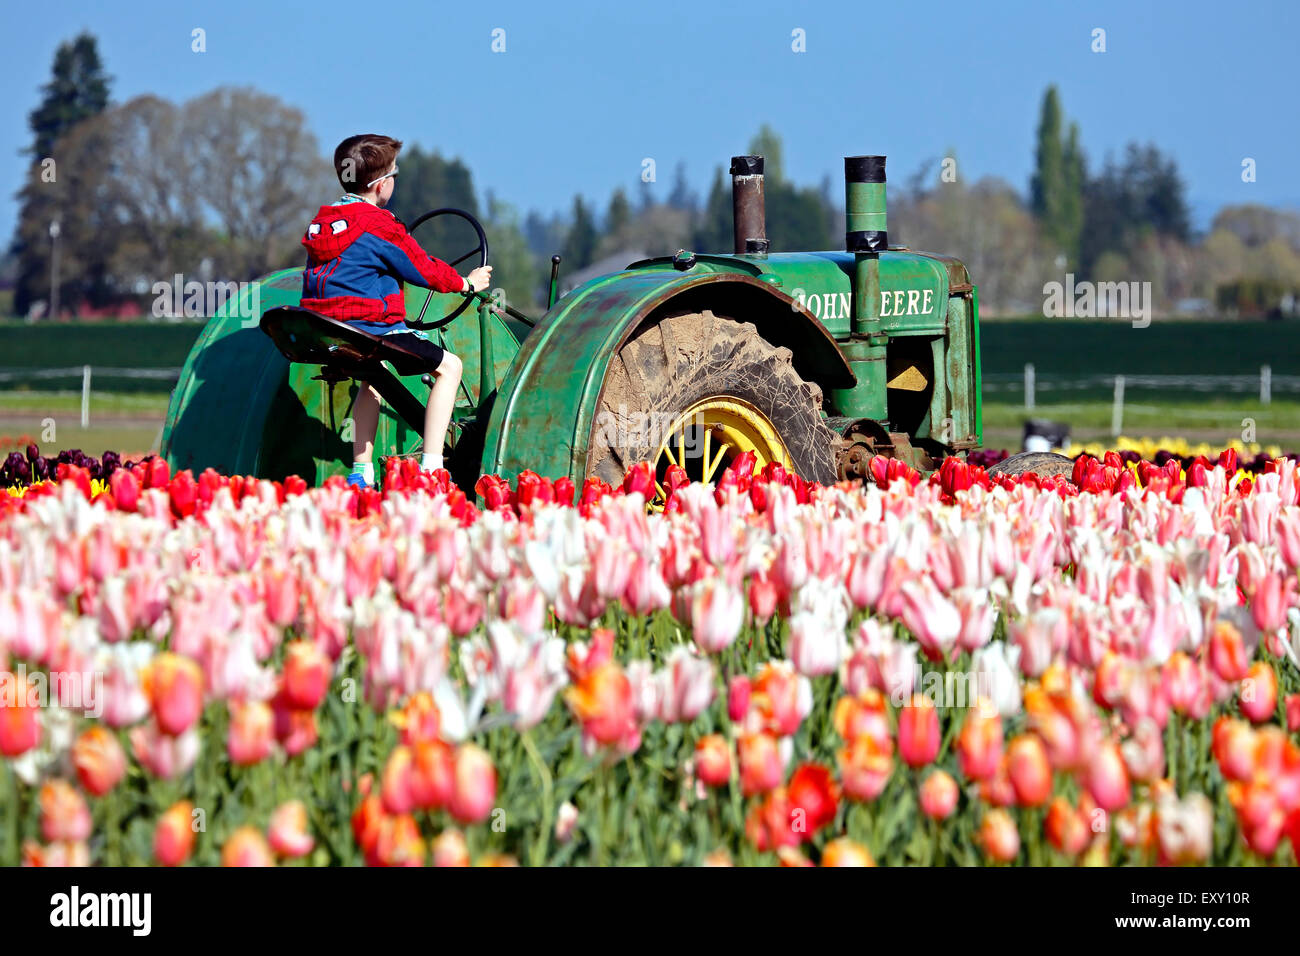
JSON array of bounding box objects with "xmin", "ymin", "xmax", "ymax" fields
[{"xmin": 162, "ymin": 154, "xmax": 1049, "ymax": 495}]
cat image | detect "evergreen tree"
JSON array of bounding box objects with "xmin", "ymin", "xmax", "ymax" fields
[
  {"xmin": 562, "ymin": 195, "xmax": 598, "ymax": 271},
  {"xmin": 605, "ymin": 188, "xmax": 631, "ymax": 237},
  {"xmin": 12, "ymin": 32, "xmax": 112, "ymax": 315},
  {"xmin": 1060, "ymin": 122, "xmax": 1085, "ymax": 267},
  {"xmin": 1031, "ymin": 86, "xmax": 1085, "ymax": 269},
  {"xmin": 667, "ymin": 161, "xmax": 695, "ymax": 212},
  {"xmin": 693, "ymin": 167, "xmax": 733, "ymax": 254},
  {"xmin": 27, "ymin": 32, "xmax": 110, "ymax": 160}
]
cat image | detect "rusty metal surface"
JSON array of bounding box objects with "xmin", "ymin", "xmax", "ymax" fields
[{"xmin": 481, "ymin": 268, "xmax": 857, "ymax": 484}]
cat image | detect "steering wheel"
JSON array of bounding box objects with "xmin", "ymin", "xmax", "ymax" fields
[{"xmin": 405, "ymin": 207, "xmax": 489, "ymax": 328}]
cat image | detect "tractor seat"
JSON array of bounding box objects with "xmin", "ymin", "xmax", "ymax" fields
[{"xmin": 259, "ymin": 306, "xmax": 439, "ymax": 377}]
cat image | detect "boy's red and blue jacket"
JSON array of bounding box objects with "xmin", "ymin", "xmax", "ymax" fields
[{"xmin": 300, "ymin": 196, "xmax": 463, "ymax": 324}]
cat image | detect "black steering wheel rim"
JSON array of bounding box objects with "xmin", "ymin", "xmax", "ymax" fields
[{"xmin": 405, "ymin": 207, "xmax": 489, "ymax": 328}]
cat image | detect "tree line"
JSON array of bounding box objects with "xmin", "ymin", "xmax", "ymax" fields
[{"xmin": 6, "ymin": 35, "xmax": 1299, "ymax": 320}]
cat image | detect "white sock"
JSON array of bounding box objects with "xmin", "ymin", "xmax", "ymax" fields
[
  {"xmin": 421, "ymin": 453, "xmax": 443, "ymax": 472},
  {"xmin": 353, "ymin": 461, "xmax": 374, "ymax": 483}
]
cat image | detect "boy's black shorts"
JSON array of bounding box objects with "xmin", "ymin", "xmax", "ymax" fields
[{"xmin": 382, "ymin": 332, "xmax": 446, "ymax": 372}]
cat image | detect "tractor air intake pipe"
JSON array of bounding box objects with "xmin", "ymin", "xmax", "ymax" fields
[
  {"xmin": 830, "ymin": 155, "xmax": 890, "ymax": 421},
  {"xmin": 730, "ymin": 155, "xmax": 768, "ymax": 256}
]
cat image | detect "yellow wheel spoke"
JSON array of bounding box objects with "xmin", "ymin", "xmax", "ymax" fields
[{"xmin": 705, "ymin": 441, "xmax": 731, "ymax": 482}]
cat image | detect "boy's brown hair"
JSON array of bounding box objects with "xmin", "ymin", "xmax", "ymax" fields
[{"xmin": 334, "ymin": 134, "xmax": 403, "ymax": 193}]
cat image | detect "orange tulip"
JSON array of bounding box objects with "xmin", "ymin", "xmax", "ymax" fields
[
  {"xmin": 564, "ymin": 661, "xmax": 637, "ymax": 748},
  {"xmin": 227, "ymin": 699, "xmax": 274, "ymax": 766},
  {"xmin": 39, "ymin": 780, "xmax": 91, "ymax": 843},
  {"xmin": 1240, "ymin": 661, "xmax": 1278, "ymax": 724},
  {"xmin": 72, "ymin": 726, "xmax": 126, "ymax": 797},
  {"xmin": 919, "ymin": 769, "xmax": 959, "ymax": 820},
  {"xmin": 389, "ymin": 691, "xmax": 442, "ymax": 745},
  {"xmin": 1006, "ymin": 734, "xmax": 1052, "ymax": 807},
  {"xmin": 371, "ymin": 813, "xmax": 425, "ymax": 867},
  {"xmin": 142, "ymin": 652, "xmax": 204, "ymax": 736},
  {"xmin": 154, "ymin": 801, "xmax": 196, "ymax": 866},
  {"xmin": 821, "ymin": 837, "xmax": 876, "ymax": 867},
  {"xmin": 838, "ymin": 733, "xmax": 894, "ymax": 802},
  {"xmin": 956, "ymin": 706, "xmax": 1003, "ymax": 781},
  {"xmin": 739, "ymin": 732, "xmax": 785, "ymax": 796},
  {"xmin": 979, "ymin": 808, "xmax": 1021, "ymax": 862},
  {"xmin": 832, "ymin": 690, "xmax": 891, "ymax": 746},
  {"xmin": 432, "ymin": 828, "xmax": 470, "ymax": 867},
  {"xmin": 221, "ymin": 826, "xmax": 274, "ymax": 867},
  {"xmin": 1208, "ymin": 621, "xmax": 1250, "ymax": 683},
  {"xmin": 1045, "ymin": 796, "xmax": 1090, "ymax": 857}
]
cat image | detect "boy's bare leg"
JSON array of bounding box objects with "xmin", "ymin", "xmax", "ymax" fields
[
  {"xmin": 424, "ymin": 353, "xmax": 463, "ymax": 459},
  {"xmin": 352, "ymin": 383, "xmax": 382, "ymax": 462}
]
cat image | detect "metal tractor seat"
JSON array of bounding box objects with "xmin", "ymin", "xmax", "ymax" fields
[{"xmin": 259, "ymin": 306, "xmax": 432, "ymax": 433}]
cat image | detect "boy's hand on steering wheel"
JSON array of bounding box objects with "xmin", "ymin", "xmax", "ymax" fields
[{"xmin": 465, "ymin": 265, "xmax": 493, "ymax": 293}]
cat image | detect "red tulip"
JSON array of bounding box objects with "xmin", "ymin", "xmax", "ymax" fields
[
  {"xmin": 786, "ymin": 763, "xmax": 839, "ymax": 839},
  {"xmin": 282, "ymin": 640, "xmax": 330, "ymax": 710},
  {"xmin": 694, "ymin": 734, "xmax": 732, "ymax": 788},
  {"xmin": 0, "ymin": 671, "xmax": 42, "ymax": 757},
  {"xmin": 154, "ymin": 801, "xmax": 196, "ymax": 866},
  {"xmin": 897, "ymin": 695, "xmax": 940, "ymax": 768}
]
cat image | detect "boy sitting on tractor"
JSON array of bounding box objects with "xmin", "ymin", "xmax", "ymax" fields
[{"xmin": 300, "ymin": 133, "xmax": 491, "ymax": 488}]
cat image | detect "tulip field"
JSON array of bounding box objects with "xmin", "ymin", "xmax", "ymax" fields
[{"xmin": 2, "ymin": 447, "xmax": 1300, "ymax": 867}]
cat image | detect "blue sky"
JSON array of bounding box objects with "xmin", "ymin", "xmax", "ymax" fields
[{"xmin": 1, "ymin": 0, "xmax": 1295, "ymax": 241}]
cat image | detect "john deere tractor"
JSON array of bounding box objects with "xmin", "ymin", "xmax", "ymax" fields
[{"xmin": 162, "ymin": 154, "xmax": 1051, "ymax": 494}]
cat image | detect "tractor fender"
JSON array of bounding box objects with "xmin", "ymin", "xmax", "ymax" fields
[{"xmin": 480, "ymin": 270, "xmax": 855, "ymax": 485}]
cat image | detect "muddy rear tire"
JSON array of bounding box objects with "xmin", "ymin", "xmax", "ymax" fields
[
  {"xmin": 987, "ymin": 451, "xmax": 1075, "ymax": 478},
  {"xmin": 590, "ymin": 310, "xmax": 838, "ymax": 486}
]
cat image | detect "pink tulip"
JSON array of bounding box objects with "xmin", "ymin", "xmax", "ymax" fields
[
  {"xmin": 1085, "ymin": 739, "xmax": 1131, "ymax": 812},
  {"xmin": 448, "ymin": 743, "xmax": 497, "ymax": 824},
  {"xmin": 656, "ymin": 648, "xmax": 714, "ymax": 723},
  {"xmin": 899, "ymin": 577, "xmax": 961, "ymax": 660},
  {"xmin": 268, "ymin": 800, "xmax": 315, "ymax": 858},
  {"xmin": 690, "ymin": 575, "xmax": 743, "ymax": 653}
]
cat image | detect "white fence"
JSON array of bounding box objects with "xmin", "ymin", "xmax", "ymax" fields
[
  {"xmin": 0, "ymin": 366, "xmax": 182, "ymax": 427},
  {"xmin": 988, "ymin": 364, "xmax": 1299, "ymax": 437}
]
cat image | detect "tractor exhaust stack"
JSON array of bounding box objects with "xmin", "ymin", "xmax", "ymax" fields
[
  {"xmin": 730, "ymin": 155, "xmax": 768, "ymax": 256},
  {"xmin": 844, "ymin": 155, "xmax": 888, "ymax": 334},
  {"xmin": 830, "ymin": 155, "xmax": 890, "ymax": 421}
]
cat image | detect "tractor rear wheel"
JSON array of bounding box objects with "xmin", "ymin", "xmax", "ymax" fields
[{"xmin": 590, "ymin": 310, "xmax": 838, "ymax": 492}]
